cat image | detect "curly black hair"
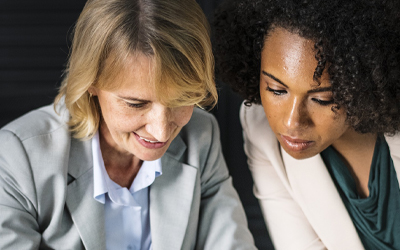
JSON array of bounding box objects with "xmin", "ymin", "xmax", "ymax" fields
[{"xmin": 214, "ymin": 0, "xmax": 400, "ymax": 134}]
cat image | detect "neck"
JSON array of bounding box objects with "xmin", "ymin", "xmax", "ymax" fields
[
  {"xmin": 99, "ymin": 121, "xmax": 142, "ymax": 188},
  {"xmin": 332, "ymin": 129, "xmax": 377, "ymax": 198}
]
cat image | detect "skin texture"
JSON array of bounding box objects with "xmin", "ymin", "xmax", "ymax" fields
[
  {"xmin": 90, "ymin": 53, "xmax": 194, "ymax": 188},
  {"xmin": 260, "ymin": 27, "xmax": 376, "ymax": 197}
]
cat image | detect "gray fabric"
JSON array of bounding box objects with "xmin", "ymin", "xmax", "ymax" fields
[{"xmin": 0, "ymin": 104, "xmax": 256, "ymax": 250}]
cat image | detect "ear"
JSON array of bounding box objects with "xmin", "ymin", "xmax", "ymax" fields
[{"xmin": 88, "ymin": 86, "xmax": 99, "ymax": 96}]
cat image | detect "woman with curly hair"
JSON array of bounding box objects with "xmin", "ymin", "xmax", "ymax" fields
[{"xmin": 215, "ymin": 0, "xmax": 400, "ymax": 249}]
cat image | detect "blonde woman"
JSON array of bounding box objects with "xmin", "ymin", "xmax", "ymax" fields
[{"xmin": 0, "ymin": 0, "xmax": 256, "ymax": 249}]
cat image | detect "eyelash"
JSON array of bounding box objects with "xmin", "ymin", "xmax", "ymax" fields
[
  {"xmin": 266, "ymin": 87, "xmax": 334, "ymax": 106},
  {"xmin": 267, "ymin": 87, "xmax": 286, "ymax": 95},
  {"xmin": 311, "ymin": 98, "xmax": 334, "ymax": 106},
  {"xmin": 126, "ymin": 102, "xmax": 145, "ymax": 108}
]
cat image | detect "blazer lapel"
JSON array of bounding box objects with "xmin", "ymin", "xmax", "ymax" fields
[
  {"xmin": 66, "ymin": 137, "xmax": 106, "ymax": 250},
  {"xmin": 150, "ymin": 135, "xmax": 197, "ymax": 250},
  {"xmin": 282, "ymin": 148, "xmax": 364, "ymax": 250}
]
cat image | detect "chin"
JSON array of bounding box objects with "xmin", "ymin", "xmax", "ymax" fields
[
  {"xmin": 282, "ymin": 147, "xmax": 318, "ymax": 160},
  {"xmin": 141, "ymin": 156, "xmax": 163, "ymax": 162},
  {"xmin": 136, "ymin": 150, "xmax": 166, "ymax": 162}
]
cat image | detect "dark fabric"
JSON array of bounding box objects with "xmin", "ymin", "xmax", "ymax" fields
[{"xmin": 321, "ymin": 136, "xmax": 400, "ymax": 249}]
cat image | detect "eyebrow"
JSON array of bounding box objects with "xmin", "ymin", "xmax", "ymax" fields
[
  {"xmin": 307, "ymin": 87, "xmax": 332, "ymax": 93},
  {"xmin": 261, "ymin": 70, "xmax": 332, "ymax": 93},
  {"xmin": 262, "ymin": 71, "xmax": 288, "ymax": 88},
  {"xmin": 117, "ymin": 95, "xmax": 150, "ymax": 103}
]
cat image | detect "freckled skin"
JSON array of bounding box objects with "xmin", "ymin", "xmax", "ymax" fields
[
  {"xmin": 91, "ymin": 53, "xmax": 194, "ymax": 163},
  {"xmin": 260, "ymin": 27, "xmax": 350, "ymax": 159}
]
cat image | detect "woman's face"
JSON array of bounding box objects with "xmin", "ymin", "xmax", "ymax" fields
[
  {"xmin": 260, "ymin": 27, "xmax": 350, "ymax": 159},
  {"xmin": 91, "ymin": 53, "xmax": 194, "ymax": 161}
]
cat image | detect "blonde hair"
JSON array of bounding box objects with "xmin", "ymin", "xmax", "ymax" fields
[{"xmin": 55, "ymin": 0, "xmax": 217, "ymax": 139}]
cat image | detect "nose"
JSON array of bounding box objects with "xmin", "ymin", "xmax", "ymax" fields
[
  {"xmin": 146, "ymin": 104, "xmax": 175, "ymax": 142},
  {"xmin": 283, "ymin": 97, "xmax": 310, "ymax": 130}
]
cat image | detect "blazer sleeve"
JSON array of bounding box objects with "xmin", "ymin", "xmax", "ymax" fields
[
  {"xmin": 194, "ymin": 112, "xmax": 257, "ymax": 250},
  {"xmin": 240, "ymin": 104, "xmax": 327, "ymax": 250},
  {"xmin": 0, "ymin": 130, "xmax": 41, "ymax": 250}
]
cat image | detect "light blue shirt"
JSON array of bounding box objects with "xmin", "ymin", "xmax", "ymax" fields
[{"xmin": 92, "ymin": 132, "xmax": 162, "ymax": 250}]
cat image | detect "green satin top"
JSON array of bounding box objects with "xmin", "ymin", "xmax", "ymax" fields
[{"xmin": 321, "ymin": 136, "xmax": 400, "ymax": 249}]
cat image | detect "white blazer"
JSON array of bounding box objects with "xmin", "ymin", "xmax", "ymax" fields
[{"xmin": 240, "ymin": 103, "xmax": 400, "ymax": 250}]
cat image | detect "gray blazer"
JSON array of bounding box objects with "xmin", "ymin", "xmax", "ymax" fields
[{"xmin": 0, "ymin": 104, "xmax": 256, "ymax": 250}]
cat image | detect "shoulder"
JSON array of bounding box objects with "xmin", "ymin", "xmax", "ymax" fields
[
  {"xmin": 240, "ymin": 102, "xmax": 265, "ymax": 123},
  {"xmin": 385, "ymin": 133, "xmax": 400, "ymax": 146},
  {"xmin": 240, "ymin": 102, "xmax": 269, "ymax": 131},
  {"xmin": 180, "ymin": 107, "xmax": 219, "ymax": 141},
  {"xmin": 0, "ymin": 104, "xmax": 75, "ymax": 238},
  {"xmin": 1, "ymin": 103, "xmax": 69, "ymax": 142},
  {"xmin": 385, "ymin": 133, "xmax": 400, "ymax": 161},
  {"xmin": 188, "ymin": 107, "xmax": 218, "ymax": 129},
  {"xmin": 239, "ymin": 102, "xmax": 276, "ymax": 145},
  {"xmin": 0, "ymin": 103, "xmax": 72, "ymax": 175},
  {"xmin": 169, "ymin": 108, "xmax": 221, "ymax": 166}
]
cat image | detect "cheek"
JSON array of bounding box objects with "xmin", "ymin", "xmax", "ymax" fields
[
  {"xmin": 315, "ymin": 109, "xmax": 348, "ymax": 137},
  {"xmin": 331, "ymin": 112, "xmax": 348, "ymax": 134},
  {"xmin": 261, "ymin": 94, "xmax": 282, "ymax": 124},
  {"xmin": 175, "ymin": 106, "xmax": 194, "ymax": 127},
  {"xmin": 100, "ymin": 101, "xmax": 139, "ymax": 132},
  {"xmin": 263, "ymin": 104, "xmax": 275, "ymax": 121}
]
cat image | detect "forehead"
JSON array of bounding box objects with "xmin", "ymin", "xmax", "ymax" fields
[
  {"xmin": 121, "ymin": 54, "xmax": 154, "ymax": 88},
  {"xmin": 100, "ymin": 53, "xmax": 184, "ymax": 105},
  {"xmin": 99, "ymin": 52, "xmax": 155, "ymax": 90},
  {"xmin": 261, "ymin": 27, "xmax": 329, "ymax": 88}
]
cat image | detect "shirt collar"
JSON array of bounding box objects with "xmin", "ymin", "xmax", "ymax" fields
[{"xmin": 131, "ymin": 159, "xmax": 162, "ymax": 193}]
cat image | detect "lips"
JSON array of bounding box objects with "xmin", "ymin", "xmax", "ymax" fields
[
  {"xmin": 280, "ymin": 135, "xmax": 314, "ymax": 152},
  {"xmin": 133, "ymin": 132, "xmax": 168, "ymax": 149}
]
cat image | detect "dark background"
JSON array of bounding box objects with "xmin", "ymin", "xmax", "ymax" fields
[{"xmin": 0, "ymin": 0, "xmax": 273, "ymax": 249}]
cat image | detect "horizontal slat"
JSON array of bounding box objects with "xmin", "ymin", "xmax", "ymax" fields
[
  {"xmin": 0, "ymin": 70, "xmax": 63, "ymax": 82},
  {"xmin": 0, "ymin": 26, "xmax": 73, "ymax": 46},
  {"xmin": 0, "ymin": 47, "xmax": 69, "ymax": 57},
  {"xmin": 0, "ymin": 11, "xmax": 81, "ymax": 26},
  {"xmin": 0, "ymin": 96, "xmax": 57, "ymax": 128},
  {"xmin": 0, "ymin": 0, "xmax": 79, "ymax": 127},
  {"xmin": 0, "ymin": 47, "xmax": 69, "ymax": 70},
  {"xmin": 0, "ymin": 55, "xmax": 67, "ymax": 70},
  {"xmin": 0, "ymin": 82, "xmax": 58, "ymax": 128},
  {"xmin": 0, "ymin": 82, "xmax": 59, "ymax": 96},
  {"xmin": 0, "ymin": 0, "xmax": 86, "ymax": 11},
  {"xmin": 0, "ymin": 47, "xmax": 70, "ymax": 63}
]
